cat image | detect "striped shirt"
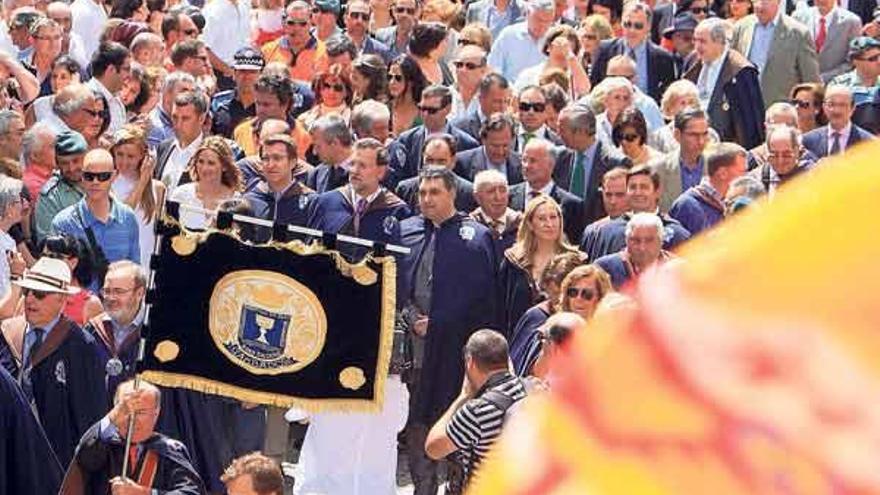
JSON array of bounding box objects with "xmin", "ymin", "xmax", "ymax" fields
[{"xmin": 447, "ymin": 372, "xmax": 527, "ymax": 481}]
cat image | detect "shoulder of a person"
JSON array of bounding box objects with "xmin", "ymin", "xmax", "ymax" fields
[
  {"xmin": 52, "ymin": 202, "xmax": 79, "ymax": 224},
  {"xmin": 39, "ymin": 174, "xmax": 63, "ymax": 196}
]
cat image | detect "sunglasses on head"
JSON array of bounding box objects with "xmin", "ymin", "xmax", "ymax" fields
[
  {"xmin": 519, "ymin": 102, "xmax": 546, "ymax": 112},
  {"xmin": 394, "ymin": 6, "xmax": 416, "ymax": 14},
  {"xmin": 566, "ymin": 287, "xmax": 596, "ymax": 300},
  {"xmin": 348, "ymin": 11, "xmax": 370, "ymax": 20},
  {"xmin": 419, "ymin": 104, "xmax": 445, "ymax": 114},
  {"xmin": 83, "ymin": 171, "xmax": 113, "ymax": 182},
  {"xmin": 621, "ymin": 133, "xmax": 641, "ymax": 142},
  {"xmin": 23, "ymin": 288, "xmax": 51, "ymax": 300},
  {"xmin": 453, "ymin": 60, "xmax": 485, "ymax": 70},
  {"xmin": 623, "ymin": 20, "xmax": 645, "ymax": 30},
  {"xmin": 286, "ymin": 18, "xmax": 309, "ymax": 26},
  {"xmin": 323, "ymin": 82, "xmax": 346, "ymax": 92}
]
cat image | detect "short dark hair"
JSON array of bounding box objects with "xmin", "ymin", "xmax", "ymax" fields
[
  {"xmin": 173, "ymin": 89, "xmax": 209, "ymax": 115},
  {"xmin": 408, "ymin": 22, "xmax": 448, "ymax": 58},
  {"xmin": 626, "ymin": 164, "xmax": 660, "ymax": 190},
  {"xmin": 353, "ymin": 137, "xmax": 388, "ymax": 167},
  {"xmin": 326, "ymin": 34, "xmax": 358, "ymax": 60},
  {"xmin": 170, "ymin": 39, "xmax": 204, "ymax": 68},
  {"xmin": 254, "ymin": 74, "xmax": 293, "ymax": 109},
  {"xmin": 705, "ymin": 142, "xmax": 747, "ymax": 176},
  {"xmin": 423, "ymin": 133, "xmax": 456, "ymax": 157},
  {"xmin": 464, "ymin": 329, "xmax": 509, "ymax": 371},
  {"xmin": 478, "ymin": 72, "xmax": 509, "ymax": 97},
  {"xmin": 109, "ymin": 0, "xmax": 145, "ymax": 20},
  {"xmin": 542, "ymin": 83, "xmax": 569, "ymax": 112},
  {"xmin": 161, "ymin": 11, "xmax": 190, "ymax": 39},
  {"xmin": 420, "ymin": 84, "xmax": 453, "ymax": 108},
  {"xmin": 674, "ymin": 107, "xmax": 707, "ymax": 132},
  {"xmin": 419, "ymin": 166, "xmax": 456, "ymax": 193},
  {"xmin": 221, "ymin": 453, "xmax": 283, "ymax": 495},
  {"xmin": 52, "ymin": 54, "xmax": 83, "ymax": 78},
  {"xmin": 261, "ymin": 133, "xmax": 298, "ymax": 160},
  {"xmin": 479, "ymin": 112, "xmax": 516, "ymax": 140},
  {"xmin": 611, "ymin": 107, "xmax": 648, "ymax": 147},
  {"xmin": 90, "ymin": 42, "xmax": 130, "ymax": 78}
]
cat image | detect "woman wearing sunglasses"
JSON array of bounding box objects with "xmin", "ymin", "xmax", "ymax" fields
[
  {"xmin": 298, "ymin": 68, "xmax": 354, "ymax": 130},
  {"xmin": 500, "ymin": 195, "xmax": 583, "ymax": 336},
  {"xmin": 110, "ymin": 126, "xmax": 165, "ymax": 268},
  {"xmin": 558, "ymin": 264, "xmax": 613, "ymax": 323},
  {"xmin": 577, "ymin": 15, "xmax": 614, "ymax": 79},
  {"xmin": 789, "ymin": 83, "xmax": 828, "ymax": 134},
  {"xmin": 388, "ymin": 54, "xmax": 428, "ymax": 136},
  {"xmin": 612, "ymin": 107, "xmax": 663, "ymax": 166}
]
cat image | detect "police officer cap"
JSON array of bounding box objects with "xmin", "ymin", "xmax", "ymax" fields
[
  {"xmin": 850, "ymin": 36, "xmax": 880, "ymax": 59},
  {"xmin": 314, "ymin": 0, "xmax": 341, "ymax": 14},
  {"xmin": 233, "ymin": 46, "xmax": 265, "ymax": 71},
  {"xmin": 55, "ymin": 131, "xmax": 88, "ymax": 157}
]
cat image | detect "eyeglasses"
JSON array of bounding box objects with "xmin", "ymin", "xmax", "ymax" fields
[
  {"xmin": 457, "ymin": 38, "xmax": 478, "ymax": 47},
  {"xmin": 23, "ymin": 288, "xmax": 51, "ymax": 300},
  {"xmin": 623, "ymin": 20, "xmax": 645, "ymax": 30},
  {"xmin": 419, "ymin": 104, "xmax": 445, "ymax": 114},
  {"xmin": 323, "ymin": 82, "xmax": 346, "ymax": 92},
  {"xmin": 566, "ymin": 287, "xmax": 596, "ymax": 300},
  {"xmin": 621, "ymin": 133, "xmax": 641, "ymax": 142},
  {"xmin": 389, "ymin": 73, "xmax": 405, "ymax": 82},
  {"xmin": 394, "ymin": 6, "xmax": 416, "ymax": 14},
  {"xmin": 286, "ymin": 18, "xmax": 309, "ymax": 26},
  {"xmin": 519, "ymin": 102, "xmax": 546, "ymax": 112},
  {"xmin": 453, "ymin": 60, "xmax": 485, "ymax": 70},
  {"xmin": 83, "ymin": 171, "xmax": 113, "ymax": 182},
  {"xmin": 689, "ymin": 6, "xmax": 709, "ymax": 13},
  {"xmin": 348, "ymin": 11, "xmax": 370, "ymax": 20},
  {"xmin": 101, "ymin": 286, "xmax": 138, "ymax": 298},
  {"xmin": 791, "ymin": 99, "xmax": 813, "ymax": 109}
]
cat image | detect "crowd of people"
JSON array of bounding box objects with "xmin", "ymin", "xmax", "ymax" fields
[{"xmin": 0, "ymin": 0, "xmax": 877, "ymax": 491}]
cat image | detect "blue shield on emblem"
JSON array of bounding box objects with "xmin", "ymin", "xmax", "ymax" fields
[{"xmin": 238, "ymin": 305, "xmax": 291, "ymax": 359}]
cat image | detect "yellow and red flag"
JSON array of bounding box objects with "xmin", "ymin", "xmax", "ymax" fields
[{"xmin": 471, "ymin": 143, "xmax": 880, "ymax": 494}]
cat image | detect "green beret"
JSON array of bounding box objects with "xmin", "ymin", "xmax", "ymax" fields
[
  {"xmin": 314, "ymin": 0, "xmax": 340, "ymax": 14},
  {"xmin": 55, "ymin": 130, "xmax": 88, "ymax": 157},
  {"xmin": 849, "ymin": 36, "xmax": 880, "ymax": 59}
]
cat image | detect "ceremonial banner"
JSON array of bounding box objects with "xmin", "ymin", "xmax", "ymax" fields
[
  {"xmin": 471, "ymin": 142, "xmax": 880, "ymax": 493},
  {"xmin": 140, "ymin": 219, "xmax": 396, "ymax": 412}
]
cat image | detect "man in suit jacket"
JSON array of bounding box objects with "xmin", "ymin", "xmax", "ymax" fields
[
  {"xmin": 731, "ymin": 0, "xmax": 821, "ymax": 107},
  {"xmin": 509, "ymin": 138, "xmax": 584, "ymax": 245},
  {"xmin": 153, "ymin": 90, "xmax": 208, "ymax": 193},
  {"xmin": 450, "ymin": 73, "xmax": 512, "ymax": 141},
  {"xmin": 650, "ymin": 0, "xmax": 677, "ymax": 44},
  {"xmin": 591, "ymin": 1, "xmax": 677, "ymax": 102},
  {"xmin": 513, "ymin": 85, "xmax": 565, "ymax": 153},
  {"xmin": 653, "ymin": 108, "xmax": 712, "ymax": 211},
  {"xmin": 554, "ymin": 104, "xmax": 632, "ymax": 228},
  {"xmin": 387, "ymin": 85, "xmax": 479, "ymax": 188},
  {"xmin": 396, "ymin": 134, "xmax": 477, "ymax": 214},
  {"xmin": 685, "ymin": 19, "xmax": 766, "ymax": 149},
  {"xmin": 343, "ymin": 0, "xmax": 393, "ymax": 62},
  {"xmin": 801, "ymin": 0, "xmax": 877, "ymax": 27},
  {"xmin": 454, "ymin": 113, "xmax": 524, "ymax": 185},
  {"xmin": 305, "ymin": 115, "xmax": 354, "ymax": 193},
  {"xmin": 373, "ymin": 0, "xmax": 419, "ymax": 58},
  {"xmin": 794, "ymin": 0, "xmax": 862, "ymax": 82},
  {"xmin": 802, "ymin": 84, "xmax": 875, "ymax": 157}
]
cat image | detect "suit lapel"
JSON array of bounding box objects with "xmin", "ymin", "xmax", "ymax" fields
[
  {"xmin": 742, "ymin": 18, "xmax": 757, "ymax": 60},
  {"xmin": 709, "ymin": 54, "xmax": 735, "ymax": 110},
  {"xmin": 766, "ymin": 18, "xmax": 786, "ymax": 70},
  {"xmin": 31, "ymin": 318, "xmax": 73, "ymax": 369},
  {"xmin": 511, "ymin": 184, "xmax": 526, "ymax": 210}
]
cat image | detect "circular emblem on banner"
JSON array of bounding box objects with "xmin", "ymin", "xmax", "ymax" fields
[
  {"xmin": 209, "ymin": 270, "xmax": 327, "ymax": 375},
  {"xmin": 339, "ymin": 366, "xmax": 366, "ymax": 390}
]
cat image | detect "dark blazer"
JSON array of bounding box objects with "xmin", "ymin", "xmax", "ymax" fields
[
  {"xmin": 306, "ymin": 163, "xmax": 349, "ymax": 193},
  {"xmin": 553, "ymin": 142, "xmax": 632, "ymax": 228},
  {"xmin": 650, "ymin": 2, "xmax": 676, "ymax": 44},
  {"xmin": 508, "ymin": 183, "xmax": 585, "ymax": 244},
  {"xmin": 395, "ymin": 174, "xmax": 477, "ymax": 214},
  {"xmin": 388, "ymin": 124, "xmax": 480, "ymax": 188},
  {"xmin": 454, "ymin": 146, "xmax": 524, "ymax": 185},
  {"xmin": 450, "ymin": 107, "xmax": 483, "ymax": 141},
  {"xmin": 513, "ymin": 126, "xmax": 564, "ymax": 153},
  {"xmin": 590, "ymin": 37, "xmax": 677, "ymax": 102},
  {"xmin": 362, "ymin": 36, "xmax": 393, "ymax": 64},
  {"xmin": 154, "ymin": 138, "xmax": 182, "ymax": 185},
  {"xmin": 801, "ymin": 124, "xmax": 875, "ymax": 157},
  {"xmin": 683, "ymin": 49, "xmax": 765, "ymax": 150},
  {"xmin": 373, "ymin": 26, "xmax": 406, "ymax": 59}
]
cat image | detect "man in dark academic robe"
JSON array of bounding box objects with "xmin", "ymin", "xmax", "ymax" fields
[
  {"xmin": 0, "ymin": 257, "xmax": 108, "ymax": 468},
  {"xmin": 398, "ymin": 167, "xmax": 501, "ymax": 495},
  {"xmin": 581, "ymin": 165, "xmax": 690, "ymax": 261},
  {"xmin": 0, "ymin": 366, "xmax": 64, "ymax": 495},
  {"xmin": 307, "ymin": 138, "xmax": 411, "ymax": 260},
  {"xmin": 684, "ymin": 20, "xmax": 765, "ymax": 150},
  {"xmin": 60, "ymin": 380, "xmax": 205, "ymax": 495},
  {"xmin": 395, "ymin": 134, "xmax": 477, "ymax": 214}
]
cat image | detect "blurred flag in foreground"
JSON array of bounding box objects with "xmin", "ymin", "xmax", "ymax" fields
[{"xmin": 471, "ymin": 143, "xmax": 880, "ymax": 494}]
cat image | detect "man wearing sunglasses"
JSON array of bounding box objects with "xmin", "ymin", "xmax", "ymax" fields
[
  {"xmin": 832, "ymin": 36, "xmax": 880, "ymax": 104},
  {"xmin": 594, "ymin": 212, "xmax": 676, "ymax": 289},
  {"xmin": 374, "ymin": 0, "xmax": 421, "ymax": 59},
  {"xmin": 513, "ymin": 85, "xmax": 563, "ymax": 154},
  {"xmin": 591, "ymin": 1, "xmax": 676, "ymax": 103},
  {"xmin": 160, "ymin": 11, "xmax": 199, "ymax": 64},
  {"xmin": 262, "ymin": 1, "xmax": 330, "ymax": 83},
  {"xmin": 51, "ymin": 149, "xmax": 140, "ymax": 292},
  {"xmin": 344, "ymin": 0, "xmax": 393, "ymax": 62},
  {"xmin": 311, "ymin": 0, "xmax": 343, "ymax": 42},
  {"xmin": 450, "ymin": 45, "xmax": 490, "ymax": 117},
  {"xmin": 0, "ymin": 256, "xmax": 108, "ymax": 467}
]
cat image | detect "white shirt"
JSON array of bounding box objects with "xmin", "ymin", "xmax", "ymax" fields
[
  {"xmin": 697, "ymin": 47, "xmax": 729, "ymax": 108},
  {"xmin": 0, "ymin": 230, "xmax": 16, "ymax": 298},
  {"xmin": 169, "ymin": 182, "xmax": 241, "ymax": 230},
  {"xmin": 524, "ymin": 180, "xmax": 554, "ymax": 198},
  {"xmin": 88, "ymin": 77, "xmax": 126, "ymax": 133},
  {"xmin": 70, "ymin": 0, "xmax": 108, "ymax": 61},
  {"xmin": 68, "ymin": 32, "xmax": 90, "ymax": 68},
  {"xmin": 0, "ymin": 23, "xmax": 18, "ymax": 59},
  {"xmin": 201, "ymin": 0, "xmax": 252, "ymax": 65},
  {"xmin": 162, "ymin": 134, "xmax": 204, "ymax": 193}
]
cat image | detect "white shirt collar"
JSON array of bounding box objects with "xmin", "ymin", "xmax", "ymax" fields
[
  {"xmin": 175, "ymin": 133, "xmax": 204, "ymax": 153},
  {"xmin": 525, "ymin": 180, "xmax": 554, "ymax": 197},
  {"xmin": 828, "ymin": 122, "xmax": 852, "ymax": 142},
  {"xmin": 349, "ymin": 184, "xmax": 381, "ymax": 206}
]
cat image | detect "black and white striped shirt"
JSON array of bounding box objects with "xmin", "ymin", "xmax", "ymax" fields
[{"xmin": 446, "ymin": 372, "xmax": 527, "ymax": 480}]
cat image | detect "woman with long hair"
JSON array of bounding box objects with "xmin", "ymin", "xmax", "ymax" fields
[
  {"xmin": 388, "ymin": 54, "xmax": 428, "ymax": 136},
  {"xmin": 110, "ymin": 125, "xmax": 166, "ymax": 267},
  {"xmin": 408, "ymin": 22, "xmax": 454, "ymax": 86},
  {"xmin": 500, "ymin": 195, "xmax": 583, "ymax": 334},
  {"xmin": 169, "ymin": 136, "xmax": 242, "ymax": 230},
  {"xmin": 350, "ymin": 54, "xmax": 388, "ymax": 104}
]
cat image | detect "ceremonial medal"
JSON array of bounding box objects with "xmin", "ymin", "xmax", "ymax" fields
[
  {"xmin": 722, "ymin": 102, "xmax": 730, "ymax": 112},
  {"xmin": 106, "ymin": 357, "xmax": 124, "ymax": 377},
  {"xmin": 459, "ymin": 225, "xmax": 475, "ymax": 241},
  {"xmin": 383, "ymin": 216, "xmax": 398, "ymax": 235}
]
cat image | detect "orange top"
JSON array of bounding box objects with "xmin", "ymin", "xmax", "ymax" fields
[
  {"xmin": 233, "ymin": 117, "xmax": 313, "ymax": 160},
  {"xmin": 261, "ymin": 35, "xmax": 329, "ymax": 84}
]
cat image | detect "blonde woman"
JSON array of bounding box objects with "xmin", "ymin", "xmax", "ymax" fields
[
  {"xmin": 557, "ymin": 263, "xmax": 613, "ymax": 321},
  {"xmin": 500, "ymin": 194, "xmax": 583, "ymax": 334},
  {"xmin": 110, "ymin": 126, "xmax": 166, "ymax": 267},
  {"xmin": 169, "ymin": 136, "xmax": 242, "ymax": 230}
]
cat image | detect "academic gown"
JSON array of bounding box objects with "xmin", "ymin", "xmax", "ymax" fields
[
  {"xmin": 0, "ymin": 315, "xmax": 108, "ymax": 468},
  {"xmin": 307, "ymin": 187, "xmax": 411, "ymax": 260},
  {"xmin": 0, "ymin": 366, "xmax": 64, "ymax": 495},
  {"xmin": 499, "ymin": 253, "xmax": 543, "ymax": 338},
  {"xmin": 509, "ymin": 304, "xmax": 551, "ymax": 375},
  {"xmin": 245, "ymin": 179, "xmax": 319, "ymax": 243},
  {"xmin": 84, "ymin": 314, "xmax": 140, "ymax": 402},
  {"xmin": 60, "ymin": 421, "xmax": 204, "ymax": 495},
  {"xmin": 398, "ymin": 213, "xmax": 502, "ymax": 425},
  {"xmin": 580, "ymin": 213, "xmax": 691, "ymax": 261}
]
